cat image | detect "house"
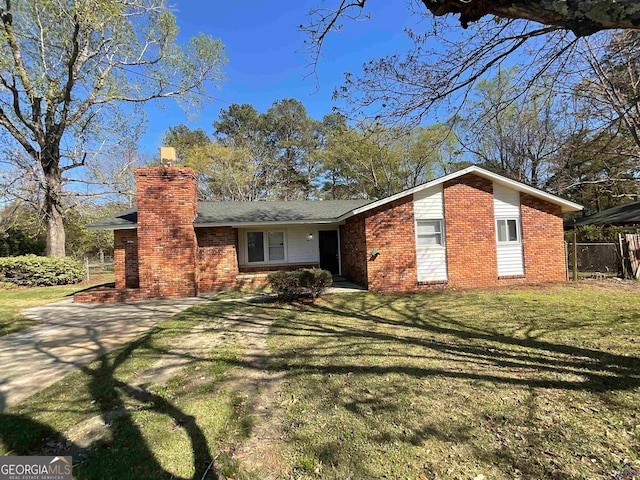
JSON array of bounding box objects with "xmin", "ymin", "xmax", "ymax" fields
[
  {"xmin": 567, "ymin": 200, "xmax": 640, "ymax": 228},
  {"xmin": 75, "ymin": 165, "xmax": 582, "ymax": 303}
]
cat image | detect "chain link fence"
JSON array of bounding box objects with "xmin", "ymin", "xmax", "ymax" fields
[{"xmin": 567, "ymin": 242, "xmax": 619, "ymax": 278}]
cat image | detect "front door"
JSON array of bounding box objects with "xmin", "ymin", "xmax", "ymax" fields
[{"xmin": 319, "ymin": 230, "xmax": 340, "ymax": 274}]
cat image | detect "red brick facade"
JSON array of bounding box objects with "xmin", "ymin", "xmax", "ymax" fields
[
  {"xmin": 76, "ymin": 168, "xmax": 571, "ymax": 303},
  {"xmin": 196, "ymin": 227, "xmax": 239, "ymax": 292},
  {"xmin": 78, "ymin": 167, "xmax": 261, "ymax": 303},
  {"xmin": 364, "ymin": 197, "xmax": 417, "ymax": 292},
  {"xmin": 443, "ymin": 175, "xmax": 499, "ymax": 288},
  {"xmin": 136, "ymin": 167, "xmax": 199, "ymax": 298},
  {"xmin": 114, "ymin": 229, "xmax": 138, "ymax": 289},
  {"xmin": 340, "ymin": 216, "xmax": 368, "ymax": 288},
  {"xmin": 521, "ymin": 193, "xmax": 566, "ymax": 282},
  {"xmin": 338, "ymin": 173, "xmax": 569, "ymax": 292}
]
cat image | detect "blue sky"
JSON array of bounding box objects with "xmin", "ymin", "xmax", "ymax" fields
[{"xmin": 141, "ymin": 1, "xmax": 417, "ymax": 155}]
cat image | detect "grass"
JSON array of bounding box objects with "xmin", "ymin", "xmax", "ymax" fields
[
  {"xmin": 0, "ymin": 300, "xmax": 252, "ymax": 479},
  {"xmin": 1, "ymin": 283, "xmax": 639, "ymax": 479},
  {"xmin": 263, "ymin": 284, "xmax": 640, "ymax": 479},
  {"xmin": 0, "ymin": 272, "xmax": 114, "ymax": 336}
]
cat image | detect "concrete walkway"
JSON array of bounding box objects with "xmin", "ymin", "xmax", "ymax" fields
[
  {"xmin": 326, "ymin": 277, "xmax": 367, "ymax": 293},
  {"xmin": 0, "ymin": 297, "xmax": 206, "ymax": 412}
]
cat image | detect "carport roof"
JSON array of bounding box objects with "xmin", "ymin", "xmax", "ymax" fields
[{"xmin": 568, "ymin": 200, "xmax": 640, "ymax": 227}]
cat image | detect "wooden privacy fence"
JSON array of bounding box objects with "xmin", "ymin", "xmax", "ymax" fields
[{"xmin": 620, "ymin": 233, "xmax": 640, "ymax": 279}]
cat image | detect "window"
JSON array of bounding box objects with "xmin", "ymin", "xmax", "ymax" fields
[
  {"xmin": 268, "ymin": 231, "xmax": 285, "ymax": 261},
  {"xmin": 416, "ymin": 220, "xmax": 444, "ymax": 246},
  {"xmin": 247, "ymin": 232, "xmax": 265, "ymax": 262},
  {"xmin": 247, "ymin": 230, "xmax": 286, "ymax": 263},
  {"xmin": 496, "ymin": 218, "xmax": 519, "ymax": 243}
]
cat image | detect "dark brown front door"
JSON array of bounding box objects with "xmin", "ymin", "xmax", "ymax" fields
[{"xmin": 319, "ymin": 230, "xmax": 339, "ymax": 274}]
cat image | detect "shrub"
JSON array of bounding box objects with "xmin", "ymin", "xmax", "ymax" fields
[
  {"xmin": 0, "ymin": 227, "xmax": 46, "ymax": 256},
  {"xmin": 268, "ymin": 268, "xmax": 333, "ymax": 301},
  {"xmin": 268, "ymin": 270, "xmax": 303, "ymax": 301},
  {"xmin": 298, "ymin": 268, "xmax": 333, "ymax": 298},
  {"xmin": 0, "ymin": 281, "xmax": 17, "ymax": 290},
  {"xmin": 0, "ymin": 254, "xmax": 85, "ymax": 287}
]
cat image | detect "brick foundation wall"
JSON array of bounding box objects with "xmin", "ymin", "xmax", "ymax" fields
[
  {"xmin": 135, "ymin": 167, "xmax": 198, "ymax": 298},
  {"xmin": 521, "ymin": 193, "xmax": 567, "ymax": 282},
  {"xmin": 196, "ymin": 227, "xmax": 239, "ymax": 292},
  {"xmin": 239, "ymin": 263, "xmax": 319, "ymax": 273},
  {"xmin": 236, "ymin": 274, "xmax": 270, "ymax": 289},
  {"xmin": 340, "ymin": 216, "xmax": 368, "ymax": 288},
  {"xmin": 74, "ymin": 287, "xmax": 151, "ymax": 304},
  {"xmin": 364, "ymin": 197, "xmax": 417, "ymax": 292},
  {"xmin": 443, "ymin": 175, "xmax": 498, "ymax": 288}
]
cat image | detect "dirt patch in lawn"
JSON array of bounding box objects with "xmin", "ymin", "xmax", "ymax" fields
[
  {"xmin": 36, "ymin": 298, "xmax": 290, "ymax": 477},
  {"xmin": 201, "ymin": 309, "xmax": 289, "ymax": 477},
  {"xmin": 123, "ymin": 301, "xmax": 289, "ymax": 477}
]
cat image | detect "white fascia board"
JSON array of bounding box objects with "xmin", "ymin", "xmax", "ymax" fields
[
  {"xmin": 336, "ymin": 166, "xmax": 582, "ymax": 221},
  {"xmin": 87, "ymin": 224, "xmax": 137, "ymax": 231},
  {"xmin": 470, "ymin": 167, "xmax": 583, "ymax": 213}
]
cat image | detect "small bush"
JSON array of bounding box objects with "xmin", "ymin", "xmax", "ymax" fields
[
  {"xmin": 268, "ymin": 268, "xmax": 333, "ymax": 301},
  {"xmin": 268, "ymin": 270, "xmax": 303, "ymax": 301},
  {"xmin": 0, "ymin": 254, "xmax": 85, "ymax": 287},
  {"xmin": 298, "ymin": 268, "xmax": 333, "ymax": 298}
]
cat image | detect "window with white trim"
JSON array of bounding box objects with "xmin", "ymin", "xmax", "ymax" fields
[
  {"xmin": 268, "ymin": 231, "xmax": 285, "ymax": 261},
  {"xmin": 496, "ymin": 218, "xmax": 520, "ymax": 243},
  {"xmin": 247, "ymin": 230, "xmax": 286, "ymax": 263},
  {"xmin": 416, "ymin": 220, "xmax": 444, "ymax": 246}
]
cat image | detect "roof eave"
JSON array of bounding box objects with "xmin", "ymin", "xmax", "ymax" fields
[
  {"xmin": 195, "ymin": 219, "xmax": 344, "ymax": 228},
  {"xmin": 337, "ymin": 166, "xmax": 582, "ymax": 220},
  {"xmin": 86, "ymin": 224, "xmax": 137, "ymax": 231}
]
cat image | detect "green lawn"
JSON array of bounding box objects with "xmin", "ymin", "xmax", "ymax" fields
[
  {"xmin": 265, "ymin": 284, "xmax": 640, "ymax": 479},
  {"xmin": 0, "ymin": 300, "xmax": 250, "ymax": 479},
  {"xmin": 0, "ymin": 273, "xmax": 114, "ymax": 336},
  {"xmin": 1, "ymin": 283, "xmax": 639, "ymax": 479}
]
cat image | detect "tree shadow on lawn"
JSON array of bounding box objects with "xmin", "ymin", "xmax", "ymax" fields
[
  {"xmin": 251, "ymin": 293, "xmax": 640, "ymax": 477},
  {"xmin": 0, "ymin": 313, "xmax": 221, "ymax": 479},
  {"xmin": 1, "ymin": 293, "xmax": 638, "ymax": 478},
  {"xmin": 264, "ymin": 294, "xmax": 640, "ymax": 392}
]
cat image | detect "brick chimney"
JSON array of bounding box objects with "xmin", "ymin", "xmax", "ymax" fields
[{"xmin": 134, "ymin": 166, "xmax": 198, "ymax": 298}]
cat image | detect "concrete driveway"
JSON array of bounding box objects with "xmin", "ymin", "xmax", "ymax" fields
[{"xmin": 0, "ymin": 297, "xmax": 206, "ymax": 412}]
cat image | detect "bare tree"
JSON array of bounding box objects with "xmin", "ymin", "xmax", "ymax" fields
[
  {"xmin": 305, "ymin": 1, "xmax": 639, "ymax": 125},
  {"xmin": 306, "ymin": 0, "xmax": 640, "ymax": 51},
  {"xmin": 0, "ymin": 0, "xmax": 226, "ymax": 256},
  {"xmin": 575, "ymin": 31, "xmax": 640, "ymax": 155}
]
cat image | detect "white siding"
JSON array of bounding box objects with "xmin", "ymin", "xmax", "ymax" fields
[
  {"xmin": 493, "ymin": 183, "xmax": 520, "ymax": 217},
  {"xmin": 413, "ymin": 185, "xmax": 447, "ymax": 282},
  {"xmin": 286, "ymin": 226, "xmax": 320, "ymax": 263},
  {"xmin": 416, "ymin": 247, "xmax": 447, "ymax": 282},
  {"xmin": 238, "ymin": 225, "xmax": 324, "ymax": 266},
  {"xmin": 414, "ymin": 185, "xmax": 444, "ymax": 217},
  {"xmin": 494, "ymin": 182, "xmax": 524, "ymax": 276},
  {"xmin": 496, "ymin": 244, "xmax": 524, "ymax": 276}
]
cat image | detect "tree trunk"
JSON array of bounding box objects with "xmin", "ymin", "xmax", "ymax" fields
[
  {"xmin": 422, "ymin": 0, "xmax": 640, "ymax": 36},
  {"xmin": 42, "ymin": 150, "xmax": 66, "ymax": 257}
]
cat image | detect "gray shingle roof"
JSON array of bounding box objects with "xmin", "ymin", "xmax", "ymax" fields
[
  {"xmin": 569, "ymin": 200, "xmax": 640, "ymax": 227},
  {"xmin": 88, "ymin": 209, "xmax": 138, "ymax": 230},
  {"xmin": 87, "ymin": 199, "xmax": 372, "ymax": 230}
]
